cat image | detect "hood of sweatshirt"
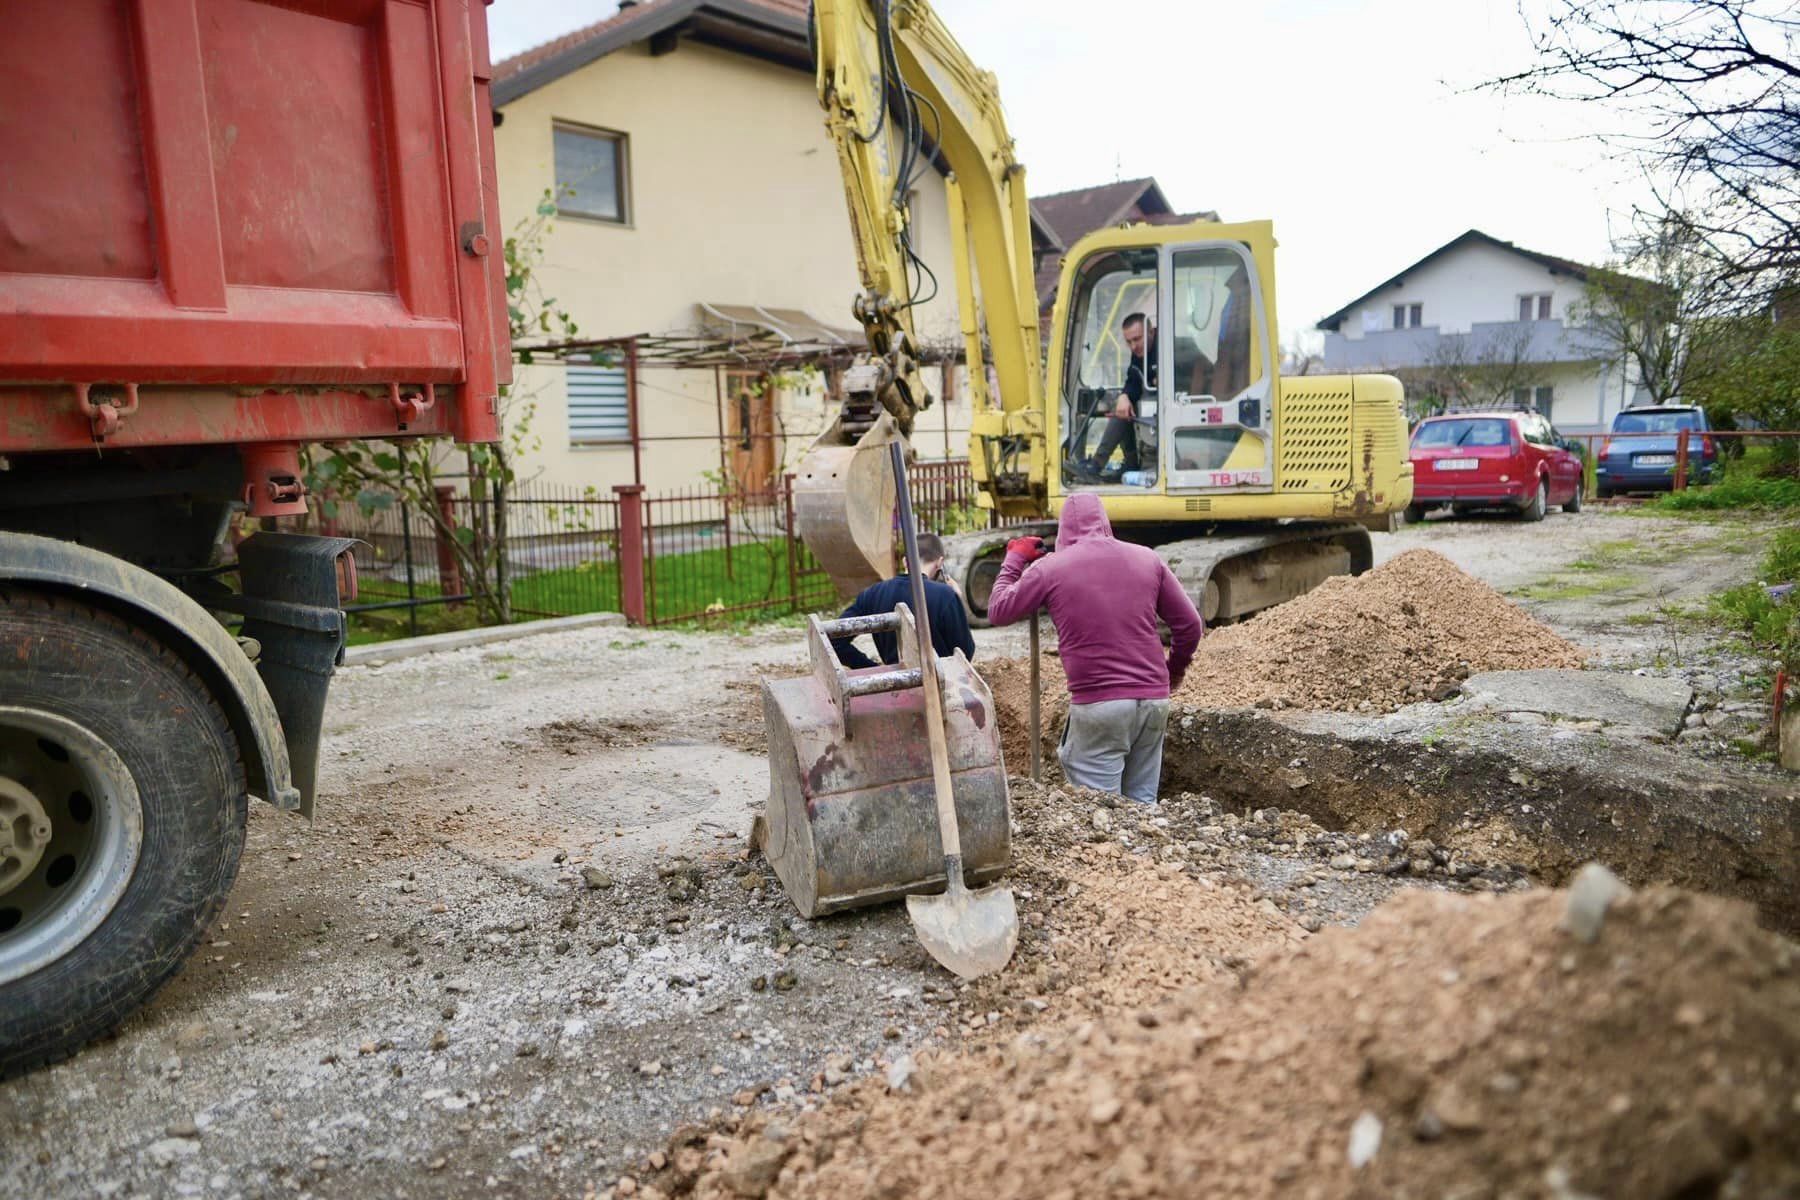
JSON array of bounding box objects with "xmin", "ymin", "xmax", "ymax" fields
[{"xmin": 1056, "ymin": 492, "xmax": 1114, "ymax": 550}]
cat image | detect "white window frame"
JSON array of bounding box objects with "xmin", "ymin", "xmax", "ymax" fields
[
  {"xmin": 553, "ymin": 121, "xmax": 631, "ymax": 226},
  {"xmin": 1519, "ymin": 292, "xmax": 1550, "ymax": 322}
]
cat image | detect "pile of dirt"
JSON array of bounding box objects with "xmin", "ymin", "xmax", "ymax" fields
[
  {"xmin": 1180, "ymin": 548, "xmax": 1584, "ymax": 712},
  {"xmin": 698, "ymin": 880, "xmax": 1800, "ymax": 1199},
  {"xmin": 978, "ymin": 655, "xmax": 1069, "ymax": 773}
]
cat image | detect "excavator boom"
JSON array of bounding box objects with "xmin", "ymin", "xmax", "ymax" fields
[{"xmin": 798, "ymin": 0, "xmax": 1048, "ymax": 593}]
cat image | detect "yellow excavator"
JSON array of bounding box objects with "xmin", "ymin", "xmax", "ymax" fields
[
  {"xmin": 796, "ymin": 0, "xmax": 1414, "ymax": 623},
  {"xmin": 757, "ymin": 0, "xmax": 1415, "ymax": 957}
]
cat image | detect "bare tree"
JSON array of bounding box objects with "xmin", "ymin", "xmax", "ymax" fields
[
  {"xmin": 1408, "ymin": 323, "xmax": 1554, "ymax": 412},
  {"xmin": 1282, "ymin": 331, "xmax": 1323, "ymax": 376},
  {"xmin": 1486, "ymin": 1, "xmax": 1798, "ymax": 306},
  {"xmin": 1569, "ymin": 217, "xmax": 1703, "ymax": 403}
]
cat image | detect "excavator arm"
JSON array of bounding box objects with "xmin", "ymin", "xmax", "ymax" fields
[{"xmin": 798, "ymin": 0, "xmax": 1048, "ymax": 595}]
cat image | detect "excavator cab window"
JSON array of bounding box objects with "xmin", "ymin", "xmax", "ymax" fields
[
  {"xmin": 1059, "ymin": 248, "xmax": 1160, "ymax": 489},
  {"xmin": 1165, "ymin": 246, "xmax": 1261, "ymax": 473}
]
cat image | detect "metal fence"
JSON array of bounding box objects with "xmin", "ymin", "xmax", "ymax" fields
[
  {"xmin": 1559, "ymin": 428, "xmax": 1800, "ymax": 495},
  {"xmin": 318, "ymin": 458, "xmax": 994, "ymax": 637}
]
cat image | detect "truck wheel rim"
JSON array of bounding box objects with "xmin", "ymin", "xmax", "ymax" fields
[{"xmin": 0, "ymin": 707, "xmax": 143, "ymax": 986}]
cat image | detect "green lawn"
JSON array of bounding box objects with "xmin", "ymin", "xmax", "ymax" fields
[{"xmin": 344, "ymin": 540, "xmax": 835, "ymax": 644}]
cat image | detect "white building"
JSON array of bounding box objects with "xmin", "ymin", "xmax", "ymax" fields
[{"xmin": 1316, "ymin": 230, "xmax": 1644, "ymax": 433}]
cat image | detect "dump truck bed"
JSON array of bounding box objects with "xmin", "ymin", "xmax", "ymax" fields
[{"xmin": 0, "ymin": 0, "xmax": 509, "ymax": 452}]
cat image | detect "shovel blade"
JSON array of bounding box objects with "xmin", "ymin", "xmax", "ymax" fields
[{"xmin": 906, "ymin": 878, "xmax": 1019, "ymax": 980}]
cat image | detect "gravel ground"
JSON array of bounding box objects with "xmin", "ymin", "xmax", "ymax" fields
[{"xmin": 0, "ymin": 508, "xmax": 1782, "ymax": 1199}]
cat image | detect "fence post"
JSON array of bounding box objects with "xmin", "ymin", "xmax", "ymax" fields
[
  {"xmin": 723, "ymin": 485, "xmax": 735, "ymax": 582},
  {"xmin": 613, "ymin": 484, "xmax": 647, "ymax": 625},
  {"xmin": 432, "ymin": 485, "xmax": 465, "ymax": 607},
  {"xmin": 399, "ymin": 498, "xmax": 420, "ymax": 638},
  {"xmin": 1674, "ymin": 428, "xmax": 1690, "ymax": 491},
  {"xmin": 783, "ymin": 473, "xmax": 800, "ymax": 613}
]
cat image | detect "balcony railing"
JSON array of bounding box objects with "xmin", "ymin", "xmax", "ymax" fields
[{"xmin": 1321, "ymin": 318, "xmax": 1614, "ymax": 372}]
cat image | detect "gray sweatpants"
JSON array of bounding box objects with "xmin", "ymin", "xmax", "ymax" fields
[{"xmin": 1058, "ymin": 698, "xmax": 1170, "ymax": 803}]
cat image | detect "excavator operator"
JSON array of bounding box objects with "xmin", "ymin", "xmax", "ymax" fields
[{"xmin": 1078, "ymin": 312, "xmax": 1156, "ymax": 479}]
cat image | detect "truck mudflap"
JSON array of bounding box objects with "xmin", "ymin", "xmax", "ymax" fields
[{"xmin": 0, "ymin": 532, "xmax": 302, "ymax": 814}]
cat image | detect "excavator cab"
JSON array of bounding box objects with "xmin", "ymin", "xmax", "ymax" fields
[{"xmin": 1056, "ymin": 227, "xmax": 1278, "ymax": 499}]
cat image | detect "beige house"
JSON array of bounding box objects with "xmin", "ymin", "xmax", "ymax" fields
[{"xmin": 491, "ymin": 0, "xmax": 970, "ymax": 496}]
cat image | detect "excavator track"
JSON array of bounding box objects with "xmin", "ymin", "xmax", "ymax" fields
[{"xmin": 942, "ymin": 522, "xmax": 1373, "ymax": 628}]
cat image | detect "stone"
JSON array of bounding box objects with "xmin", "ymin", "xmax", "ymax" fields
[
  {"xmin": 582, "ymin": 867, "xmax": 615, "ymax": 891},
  {"xmin": 1562, "ymin": 863, "xmax": 1633, "ymax": 944},
  {"xmin": 1421, "ymin": 1082, "xmax": 1483, "ymax": 1132},
  {"xmin": 1329, "ymin": 854, "xmax": 1357, "ymax": 871},
  {"xmin": 145, "ymin": 1138, "xmax": 201, "ymax": 1168},
  {"xmin": 719, "ymin": 1138, "xmax": 792, "ymax": 1199},
  {"xmin": 638, "ymin": 1060, "xmax": 663, "ymax": 1077},
  {"xmin": 430, "ymin": 1028, "xmax": 450, "ymax": 1051},
  {"xmin": 1346, "ymin": 1111, "xmax": 1383, "ymax": 1169},
  {"xmin": 884, "ymin": 1054, "xmax": 920, "ymax": 1093},
  {"xmin": 165, "ymin": 1119, "xmax": 200, "ymax": 1140}
]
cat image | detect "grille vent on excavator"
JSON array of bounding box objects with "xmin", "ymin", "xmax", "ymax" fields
[
  {"xmin": 1277, "ymin": 386, "xmax": 1354, "ymax": 492},
  {"xmin": 1184, "ymin": 497, "xmax": 1212, "ymax": 513}
]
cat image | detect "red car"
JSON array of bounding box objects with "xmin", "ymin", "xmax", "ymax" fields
[{"xmin": 1406, "ymin": 410, "xmax": 1585, "ymax": 522}]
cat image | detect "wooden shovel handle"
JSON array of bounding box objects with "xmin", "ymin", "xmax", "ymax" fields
[{"xmin": 889, "ymin": 443, "xmax": 963, "ymax": 865}]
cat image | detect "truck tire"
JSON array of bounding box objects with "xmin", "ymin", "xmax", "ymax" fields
[{"xmin": 0, "ymin": 587, "xmax": 247, "ymax": 1077}]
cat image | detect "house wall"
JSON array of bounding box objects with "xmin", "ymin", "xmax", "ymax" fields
[
  {"xmin": 1319, "ymin": 240, "xmax": 1640, "ymax": 435},
  {"xmin": 1330, "ymin": 240, "xmax": 1590, "ymax": 342},
  {"xmin": 494, "ymin": 40, "xmax": 968, "ymax": 496}
]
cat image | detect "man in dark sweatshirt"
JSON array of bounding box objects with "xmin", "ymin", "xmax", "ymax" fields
[
  {"xmin": 985, "ymin": 494, "xmax": 1202, "ymax": 802},
  {"xmin": 829, "ymin": 533, "xmax": 976, "ymax": 670}
]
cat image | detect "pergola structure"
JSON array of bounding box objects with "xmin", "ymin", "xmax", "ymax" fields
[{"xmin": 514, "ymin": 304, "xmax": 968, "ymax": 492}]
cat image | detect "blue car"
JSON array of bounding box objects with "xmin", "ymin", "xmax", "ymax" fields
[{"xmin": 1595, "ymin": 405, "xmax": 1719, "ymax": 496}]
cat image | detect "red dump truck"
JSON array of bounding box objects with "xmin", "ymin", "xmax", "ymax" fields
[{"xmin": 0, "ymin": 0, "xmax": 508, "ymax": 1073}]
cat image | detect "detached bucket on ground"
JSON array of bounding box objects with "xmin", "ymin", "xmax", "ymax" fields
[{"xmin": 759, "ymin": 608, "xmax": 1010, "ymax": 918}]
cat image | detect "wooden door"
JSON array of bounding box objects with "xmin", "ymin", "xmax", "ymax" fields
[{"xmin": 727, "ymin": 370, "xmax": 775, "ymax": 497}]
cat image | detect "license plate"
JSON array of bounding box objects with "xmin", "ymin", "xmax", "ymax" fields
[
  {"xmin": 1635, "ymin": 454, "xmax": 1675, "ymax": 466},
  {"xmin": 1433, "ymin": 458, "xmax": 1479, "ymax": 471}
]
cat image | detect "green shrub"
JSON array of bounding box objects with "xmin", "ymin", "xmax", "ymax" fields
[
  {"xmin": 1653, "ymin": 446, "xmax": 1800, "ymax": 513},
  {"xmin": 1709, "ymin": 526, "xmax": 1800, "ymax": 667}
]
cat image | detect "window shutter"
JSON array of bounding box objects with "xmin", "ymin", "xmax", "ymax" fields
[{"xmin": 567, "ymin": 365, "xmax": 630, "ymax": 442}]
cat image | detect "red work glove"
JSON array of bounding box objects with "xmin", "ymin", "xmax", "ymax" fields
[{"xmin": 1006, "ymin": 536, "xmax": 1047, "ymax": 562}]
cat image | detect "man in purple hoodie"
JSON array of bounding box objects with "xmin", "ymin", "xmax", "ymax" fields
[{"xmin": 985, "ymin": 494, "xmax": 1203, "ymax": 802}]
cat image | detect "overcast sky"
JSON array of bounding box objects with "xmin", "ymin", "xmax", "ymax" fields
[{"xmin": 486, "ymin": 0, "xmax": 1653, "ymax": 345}]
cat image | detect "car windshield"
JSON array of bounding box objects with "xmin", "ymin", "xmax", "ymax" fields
[
  {"xmin": 1413, "ymin": 418, "xmax": 1512, "ymax": 448},
  {"xmin": 1613, "ymin": 410, "xmax": 1699, "ymax": 434}
]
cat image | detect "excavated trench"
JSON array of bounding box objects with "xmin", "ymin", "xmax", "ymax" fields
[{"xmin": 1156, "ymin": 707, "xmax": 1800, "ymax": 934}]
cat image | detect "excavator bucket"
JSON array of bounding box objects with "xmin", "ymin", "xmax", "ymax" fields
[
  {"xmin": 794, "ymin": 411, "xmax": 902, "ymax": 598},
  {"xmin": 760, "ymin": 606, "xmax": 1010, "ymax": 918}
]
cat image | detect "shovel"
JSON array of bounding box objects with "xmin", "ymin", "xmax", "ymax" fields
[{"xmin": 888, "ymin": 443, "xmax": 1019, "ymax": 980}]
